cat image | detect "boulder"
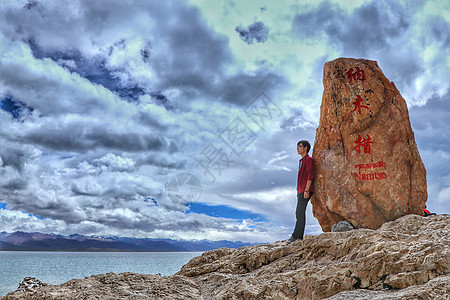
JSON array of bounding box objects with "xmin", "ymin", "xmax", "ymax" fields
[{"xmin": 312, "ymin": 57, "xmax": 427, "ymax": 232}]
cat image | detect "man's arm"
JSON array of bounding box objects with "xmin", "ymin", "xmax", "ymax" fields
[
  {"xmin": 304, "ymin": 157, "xmax": 314, "ymax": 196},
  {"xmin": 305, "ymin": 180, "xmax": 312, "ymax": 192}
]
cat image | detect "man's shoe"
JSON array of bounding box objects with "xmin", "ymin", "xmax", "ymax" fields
[{"xmin": 287, "ymin": 237, "xmax": 299, "ymax": 244}]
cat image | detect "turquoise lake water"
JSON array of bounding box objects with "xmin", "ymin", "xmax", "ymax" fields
[{"xmin": 0, "ymin": 251, "xmax": 202, "ymax": 296}]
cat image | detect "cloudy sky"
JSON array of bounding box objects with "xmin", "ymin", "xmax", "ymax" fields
[{"xmin": 0, "ymin": 0, "xmax": 448, "ymax": 243}]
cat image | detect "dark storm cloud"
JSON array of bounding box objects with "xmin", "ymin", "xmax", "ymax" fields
[
  {"xmin": 410, "ymin": 91, "xmax": 450, "ymax": 151},
  {"xmin": 138, "ymin": 110, "xmax": 169, "ymax": 130},
  {"xmin": 145, "ymin": 4, "xmax": 233, "ymax": 97},
  {"xmin": 235, "ymin": 21, "xmax": 270, "ymax": 44},
  {"xmin": 292, "ymin": 1, "xmax": 410, "ymax": 55},
  {"xmin": 217, "ymin": 71, "xmax": 283, "ymax": 105},
  {"xmin": 23, "ymin": 126, "xmax": 91, "ymax": 152},
  {"xmin": 0, "ymin": 147, "xmax": 30, "ymax": 172},
  {"xmin": 429, "ymin": 16, "xmax": 450, "ymax": 49},
  {"xmin": 291, "ymin": 1, "xmax": 432, "ymax": 93},
  {"xmin": 135, "ymin": 154, "xmax": 186, "ymax": 170},
  {"xmin": 291, "ymin": 1, "xmax": 344, "ymax": 39},
  {"xmin": 148, "ymin": 92, "xmax": 173, "ymax": 110},
  {"xmin": 1, "ymin": 178, "xmax": 27, "ymax": 191},
  {"xmin": 409, "ymin": 91, "xmax": 450, "ymax": 210},
  {"xmin": 5, "ymin": 194, "xmax": 84, "ymax": 224},
  {"xmin": 86, "ymin": 130, "xmax": 167, "ymax": 153},
  {"xmin": 379, "ymin": 54, "xmax": 424, "ymax": 90},
  {"xmin": 21, "ymin": 121, "xmax": 171, "ymax": 153}
]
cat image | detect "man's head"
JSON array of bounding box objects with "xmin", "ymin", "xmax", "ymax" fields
[{"xmin": 297, "ymin": 140, "xmax": 311, "ymax": 155}]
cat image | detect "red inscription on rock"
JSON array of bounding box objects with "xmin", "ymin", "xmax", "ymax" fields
[
  {"xmin": 352, "ymin": 95, "xmax": 369, "ymax": 115},
  {"xmin": 353, "ymin": 161, "xmax": 387, "ymax": 181},
  {"xmin": 354, "ymin": 161, "xmax": 386, "ymax": 172},
  {"xmin": 346, "ymin": 67, "xmax": 365, "ymax": 84},
  {"xmin": 354, "ymin": 134, "xmax": 374, "ymax": 155},
  {"xmin": 354, "ymin": 171, "xmax": 387, "ymax": 181}
]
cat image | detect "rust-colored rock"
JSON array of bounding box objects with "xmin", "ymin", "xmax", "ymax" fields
[{"xmin": 312, "ymin": 57, "xmax": 427, "ymax": 232}]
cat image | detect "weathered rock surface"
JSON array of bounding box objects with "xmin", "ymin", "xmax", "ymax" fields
[
  {"xmin": 327, "ymin": 274, "xmax": 450, "ymax": 299},
  {"xmin": 3, "ymin": 214, "xmax": 449, "ymax": 299},
  {"xmin": 312, "ymin": 57, "xmax": 427, "ymax": 232},
  {"xmin": 4, "ymin": 273, "xmax": 202, "ymax": 300}
]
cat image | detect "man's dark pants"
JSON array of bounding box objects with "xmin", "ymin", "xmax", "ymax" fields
[{"xmin": 292, "ymin": 192, "xmax": 313, "ymax": 240}]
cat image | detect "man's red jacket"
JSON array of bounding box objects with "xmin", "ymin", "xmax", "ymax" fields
[{"xmin": 297, "ymin": 154, "xmax": 315, "ymax": 194}]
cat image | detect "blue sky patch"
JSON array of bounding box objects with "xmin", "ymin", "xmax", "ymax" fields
[
  {"xmin": 0, "ymin": 97, "xmax": 33, "ymax": 119},
  {"xmin": 27, "ymin": 41, "xmax": 146, "ymax": 103},
  {"xmin": 188, "ymin": 202, "xmax": 268, "ymax": 222},
  {"xmin": 0, "ymin": 202, "xmax": 7, "ymax": 210},
  {"xmin": 20, "ymin": 210, "xmax": 51, "ymax": 220},
  {"xmin": 144, "ymin": 197, "xmax": 158, "ymax": 207}
]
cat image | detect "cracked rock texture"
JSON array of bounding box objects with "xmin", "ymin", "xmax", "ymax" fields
[
  {"xmin": 3, "ymin": 214, "xmax": 449, "ymax": 299},
  {"xmin": 312, "ymin": 57, "xmax": 427, "ymax": 232}
]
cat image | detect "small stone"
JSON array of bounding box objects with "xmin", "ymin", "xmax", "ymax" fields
[{"xmin": 332, "ymin": 220, "xmax": 355, "ymax": 232}]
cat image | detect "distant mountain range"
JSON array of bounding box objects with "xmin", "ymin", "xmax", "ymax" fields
[{"xmin": 0, "ymin": 231, "xmax": 256, "ymax": 252}]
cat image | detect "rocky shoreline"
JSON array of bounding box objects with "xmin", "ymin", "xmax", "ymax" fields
[{"xmin": 3, "ymin": 214, "xmax": 449, "ymax": 299}]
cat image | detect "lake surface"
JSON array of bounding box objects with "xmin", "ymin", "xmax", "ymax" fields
[{"xmin": 0, "ymin": 251, "xmax": 202, "ymax": 296}]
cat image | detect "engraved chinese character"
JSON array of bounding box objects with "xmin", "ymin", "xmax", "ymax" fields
[
  {"xmin": 352, "ymin": 95, "xmax": 369, "ymax": 115},
  {"xmin": 346, "ymin": 67, "xmax": 365, "ymax": 84},
  {"xmin": 219, "ymin": 117, "xmax": 257, "ymax": 155},
  {"xmin": 354, "ymin": 134, "xmax": 374, "ymax": 155}
]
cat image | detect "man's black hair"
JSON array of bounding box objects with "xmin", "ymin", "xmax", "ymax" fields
[{"xmin": 297, "ymin": 140, "xmax": 311, "ymax": 153}]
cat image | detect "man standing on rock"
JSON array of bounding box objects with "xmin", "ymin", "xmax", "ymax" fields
[{"xmin": 288, "ymin": 140, "xmax": 315, "ymax": 244}]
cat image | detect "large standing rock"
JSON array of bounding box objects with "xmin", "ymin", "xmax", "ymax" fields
[{"xmin": 312, "ymin": 57, "xmax": 427, "ymax": 232}]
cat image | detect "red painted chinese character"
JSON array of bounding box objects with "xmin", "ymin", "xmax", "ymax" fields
[
  {"xmin": 352, "ymin": 95, "xmax": 369, "ymax": 115},
  {"xmin": 354, "ymin": 134, "xmax": 374, "ymax": 155},
  {"xmin": 346, "ymin": 67, "xmax": 365, "ymax": 83}
]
